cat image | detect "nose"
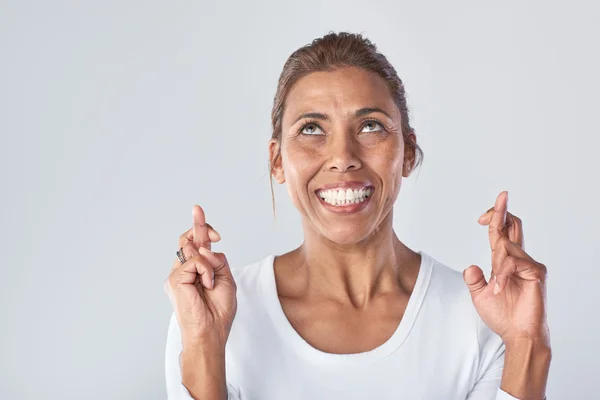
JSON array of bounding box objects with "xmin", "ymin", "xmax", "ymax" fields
[{"xmin": 324, "ymin": 131, "xmax": 362, "ymax": 172}]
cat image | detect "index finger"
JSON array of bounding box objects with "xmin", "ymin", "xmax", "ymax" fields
[
  {"xmin": 192, "ymin": 205, "xmax": 211, "ymax": 251},
  {"xmin": 488, "ymin": 191, "xmax": 509, "ymax": 251}
]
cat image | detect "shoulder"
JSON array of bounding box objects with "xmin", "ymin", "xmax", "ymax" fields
[
  {"xmin": 419, "ymin": 253, "xmax": 506, "ymax": 389},
  {"xmin": 230, "ymin": 254, "xmax": 273, "ymax": 286},
  {"xmin": 226, "ymin": 255, "xmax": 277, "ymax": 355},
  {"xmin": 422, "ymin": 252, "xmax": 504, "ymax": 355},
  {"xmin": 424, "ymin": 252, "xmax": 473, "ymax": 307},
  {"xmin": 228, "ymin": 254, "xmax": 275, "ymax": 305}
]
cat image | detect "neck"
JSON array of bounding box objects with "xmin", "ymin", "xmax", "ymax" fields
[{"xmin": 293, "ymin": 211, "xmax": 419, "ymax": 309}]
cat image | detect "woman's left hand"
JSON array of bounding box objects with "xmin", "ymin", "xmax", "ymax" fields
[{"xmin": 463, "ymin": 191, "xmax": 550, "ymax": 345}]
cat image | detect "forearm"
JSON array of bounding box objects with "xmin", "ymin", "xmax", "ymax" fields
[
  {"xmin": 180, "ymin": 338, "xmax": 228, "ymax": 400},
  {"xmin": 500, "ymin": 338, "xmax": 552, "ymax": 400}
]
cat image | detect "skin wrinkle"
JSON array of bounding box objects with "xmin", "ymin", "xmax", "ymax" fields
[{"xmin": 268, "ymin": 66, "xmax": 420, "ymax": 313}]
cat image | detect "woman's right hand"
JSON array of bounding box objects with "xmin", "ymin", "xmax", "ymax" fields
[{"xmin": 164, "ymin": 205, "xmax": 237, "ymax": 347}]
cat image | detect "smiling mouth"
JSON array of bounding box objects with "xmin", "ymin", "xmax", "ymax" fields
[{"xmin": 315, "ymin": 186, "xmax": 374, "ymax": 206}]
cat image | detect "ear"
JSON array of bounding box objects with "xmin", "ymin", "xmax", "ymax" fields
[
  {"xmin": 402, "ymin": 132, "xmax": 418, "ymax": 177},
  {"xmin": 268, "ymin": 139, "xmax": 285, "ymax": 184}
]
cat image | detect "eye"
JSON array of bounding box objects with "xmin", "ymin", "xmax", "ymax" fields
[
  {"xmin": 299, "ymin": 120, "xmax": 324, "ymax": 136},
  {"xmin": 298, "ymin": 119, "xmax": 385, "ymax": 136},
  {"xmin": 361, "ymin": 120, "xmax": 384, "ymax": 133}
]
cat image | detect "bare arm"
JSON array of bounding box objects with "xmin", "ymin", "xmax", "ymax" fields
[
  {"xmin": 500, "ymin": 338, "xmax": 551, "ymax": 400},
  {"xmin": 180, "ymin": 336, "xmax": 228, "ymax": 400},
  {"xmin": 165, "ymin": 205, "xmax": 239, "ymax": 399}
]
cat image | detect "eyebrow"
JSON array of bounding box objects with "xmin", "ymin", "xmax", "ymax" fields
[{"xmin": 292, "ymin": 107, "xmax": 393, "ymax": 125}]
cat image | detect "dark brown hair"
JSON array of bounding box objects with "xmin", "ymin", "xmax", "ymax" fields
[{"xmin": 269, "ymin": 31, "xmax": 424, "ymax": 218}]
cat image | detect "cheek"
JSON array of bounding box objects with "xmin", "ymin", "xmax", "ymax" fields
[
  {"xmin": 283, "ymin": 142, "xmax": 321, "ymax": 177},
  {"xmin": 282, "ymin": 144, "xmax": 322, "ymax": 201},
  {"xmin": 368, "ymin": 142, "xmax": 404, "ymax": 199},
  {"xmin": 357, "ymin": 133, "xmax": 389, "ymax": 149},
  {"xmin": 369, "ymin": 140, "xmax": 404, "ymax": 174}
]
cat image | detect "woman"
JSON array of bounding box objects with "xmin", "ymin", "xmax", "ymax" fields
[{"xmin": 164, "ymin": 32, "xmax": 551, "ymax": 400}]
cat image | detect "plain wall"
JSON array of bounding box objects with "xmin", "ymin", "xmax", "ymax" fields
[{"xmin": 1, "ymin": 0, "xmax": 598, "ymax": 398}]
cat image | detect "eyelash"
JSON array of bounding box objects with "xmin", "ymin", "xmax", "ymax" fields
[{"xmin": 298, "ymin": 118, "xmax": 386, "ymax": 136}]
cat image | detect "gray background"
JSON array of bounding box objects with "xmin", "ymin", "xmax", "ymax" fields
[{"xmin": 1, "ymin": 0, "xmax": 598, "ymax": 399}]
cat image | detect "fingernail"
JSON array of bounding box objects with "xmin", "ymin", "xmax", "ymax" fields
[
  {"xmin": 493, "ymin": 276, "xmax": 500, "ymax": 295},
  {"xmin": 211, "ymin": 276, "xmax": 215, "ymax": 289},
  {"xmin": 477, "ymin": 212, "xmax": 487, "ymax": 222}
]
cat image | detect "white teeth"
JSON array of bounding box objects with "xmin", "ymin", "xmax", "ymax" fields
[
  {"xmin": 346, "ymin": 188, "xmax": 354, "ymax": 200},
  {"xmin": 317, "ymin": 187, "xmax": 373, "ymax": 206}
]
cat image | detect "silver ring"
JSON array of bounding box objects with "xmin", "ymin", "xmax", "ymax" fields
[{"xmin": 176, "ymin": 247, "xmax": 187, "ymax": 264}]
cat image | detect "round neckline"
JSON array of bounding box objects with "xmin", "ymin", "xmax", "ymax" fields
[{"xmin": 261, "ymin": 250, "xmax": 433, "ymax": 366}]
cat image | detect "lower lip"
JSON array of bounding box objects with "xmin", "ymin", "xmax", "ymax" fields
[{"xmin": 316, "ymin": 192, "xmax": 373, "ymax": 214}]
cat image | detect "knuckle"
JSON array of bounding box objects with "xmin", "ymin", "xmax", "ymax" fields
[
  {"xmin": 497, "ymin": 255, "xmax": 518, "ymax": 274},
  {"xmin": 503, "ymin": 255, "xmax": 517, "ymax": 265},
  {"xmin": 166, "ymin": 275, "xmax": 177, "ymax": 290},
  {"xmin": 197, "ymin": 243, "xmax": 211, "ymax": 251},
  {"xmin": 188, "ymin": 254, "xmax": 203, "ymax": 264},
  {"xmin": 499, "ymin": 255, "xmax": 511, "ymax": 270},
  {"xmin": 183, "ymin": 242, "xmax": 198, "ymax": 254},
  {"xmin": 498, "ymin": 236, "xmax": 511, "ymax": 247},
  {"xmin": 189, "ymin": 254, "xmax": 210, "ymax": 269},
  {"xmin": 178, "ymin": 229, "xmax": 193, "ymax": 247}
]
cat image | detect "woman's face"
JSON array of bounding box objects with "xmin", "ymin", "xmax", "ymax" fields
[{"xmin": 270, "ymin": 66, "xmax": 416, "ymax": 245}]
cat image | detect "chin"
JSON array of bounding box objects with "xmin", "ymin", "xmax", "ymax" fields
[{"xmin": 323, "ymin": 226, "xmax": 370, "ymax": 246}]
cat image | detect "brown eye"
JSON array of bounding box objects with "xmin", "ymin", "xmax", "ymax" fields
[
  {"xmin": 361, "ymin": 120, "xmax": 384, "ymax": 133},
  {"xmin": 300, "ymin": 122, "xmax": 324, "ymax": 136}
]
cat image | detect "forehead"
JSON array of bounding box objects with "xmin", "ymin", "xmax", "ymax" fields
[{"xmin": 283, "ymin": 66, "xmax": 399, "ymax": 125}]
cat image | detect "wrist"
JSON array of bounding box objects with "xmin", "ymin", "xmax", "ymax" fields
[
  {"xmin": 502, "ymin": 323, "xmax": 551, "ymax": 348},
  {"xmin": 180, "ymin": 340, "xmax": 227, "ymax": 400},
  {"xmin": 503, "ymin": 335, "xmax": 552, "ymax": 354},
  {"xmin": 182, "ymin": 329, "xmax": 227, "ymax": 353},
  {"xmin": 501, "ymin": 337, "xmax": 552, "ymax": 400}
]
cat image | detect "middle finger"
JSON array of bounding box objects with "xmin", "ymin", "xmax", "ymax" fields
[
  {"xmin": 179, "ymin": 223, "xmax": 221, "ymax": 249},
  {"xmin": 492, "ymin": 236, "xmax": 535, "ymax": 278},
  {"xmin": 171, "ymin": 242, "xmax": 202, "ymax": 271}
]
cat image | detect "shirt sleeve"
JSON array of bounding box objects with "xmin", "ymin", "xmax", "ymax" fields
[
  {"xmin": 494, "ymin": 388, "xmax": 520, "ymax": 399},
  {"xmin": 465, "ymin": 316, "xmax": 522, "ymax": 400},
  {"xmin": 165, "ymin": 312, "xmax": 241, "ymax": 400}
]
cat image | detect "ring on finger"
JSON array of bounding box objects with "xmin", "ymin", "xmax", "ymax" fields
[{"xmin": 176, "ymin": 247, "xmax": 187, "ymax": 264}]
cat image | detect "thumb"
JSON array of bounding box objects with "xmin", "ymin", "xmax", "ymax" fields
[{"xmin": 463, "ymin": 265, "xmax": 489, "ymax": 295}]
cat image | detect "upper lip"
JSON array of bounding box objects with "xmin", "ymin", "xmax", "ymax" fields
[{"xmin": 315, "ymin": 181, "xmax": 374, "ymax": 192}]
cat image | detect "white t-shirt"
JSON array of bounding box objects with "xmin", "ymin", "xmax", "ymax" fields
[{"xmin": 165, "ymin": 250, "xmax": 521, "ymax": 400}]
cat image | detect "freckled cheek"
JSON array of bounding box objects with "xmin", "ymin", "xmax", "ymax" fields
[
  {"xmin": 284, "ymin": 146, "xmax": 322, "ymax": 174},
  {"xmin": 370, "ymin": 151, "xmax": 404, "ymax": 202},
  {"xmin": 372, "ymin": 151, "xmax": 403, "ymax": 175},
  {"xmin": 358, "ymin": 136, "xmax": 387, "ymax": 149},
  {"xmin": 282, "ymin": 146, "xmax": 322, "ymax": 205}
]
